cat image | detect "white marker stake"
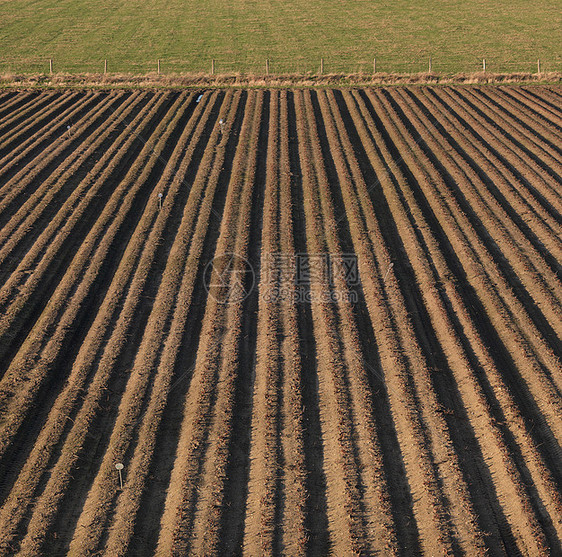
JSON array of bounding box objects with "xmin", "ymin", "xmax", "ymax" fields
[
  {"xmin": 158, "ymin": 192, "xmax": 163, "ymax": 210},
  {"xmin": 219, "ymin": 118, "xmax": 224, "ymax": 134},
  {"xmin": 383, "ymin": 262, "xmax": 394, "ymax": 282},
  {"xmin": 115, "ymin": 463, "xmax": 124, "ymax": 489},
  {"xmin": 66, "ymin": 125, "xmax": 71, "ymax": 138}
]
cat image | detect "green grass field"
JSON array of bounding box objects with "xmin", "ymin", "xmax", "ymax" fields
[{"xmin": 0, "ymin": 0, "xmax": 560, "ymax": 75}]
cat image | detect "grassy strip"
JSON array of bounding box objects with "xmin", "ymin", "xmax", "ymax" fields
[{"xmin": 1, "ymin": 0, "xmax": 560, "ymax": 74}]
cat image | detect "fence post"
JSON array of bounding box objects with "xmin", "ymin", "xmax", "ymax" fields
[
  {"xmin": 49, "ymin": 59, "xmax": 53, "ymax": 74},
  {"xmin": 482, "ymin": 58, "xmax": 486, "ymax": 72},
  {"xmin": 211, "ymin": 59, "xmax": 215, "ymax": 74},
  {"xmin": 537, "ymin": 59, "xmax": 541, "ymax": 74},
  {"xmin": 373, "ymin": 57, "xmax": 376, "ymax": 74},
  {"xmin": 266, "ymin": 58, "xmax": 269, "ymax": 75},
  {"xmin": 104, "ymin": 59, "xmax": 107, "ymax": 74},
  {"xmin": 429, "ymin": 56, "xmax": 432, "ymax": 73},
  {"xmin": 157, "ymin": 59, "xmax": 161, "ymax": 74},
  {"xmin": 320, "ymin": 58, "xmax": 324, "ymax": 74}
]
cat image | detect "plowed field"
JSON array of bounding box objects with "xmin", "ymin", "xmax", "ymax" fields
[{"xmin": 0, "ymin": 86, "xmax": 560, "ymax": 556}]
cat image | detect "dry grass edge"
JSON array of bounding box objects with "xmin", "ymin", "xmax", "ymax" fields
[{"xmin": 0, "ymin": 71, "xmax": 561, "ymax": 90}]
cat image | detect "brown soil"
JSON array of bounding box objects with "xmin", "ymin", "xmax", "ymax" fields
[{"xmin": 0, "ymin": 85, "xmax": 560, "ymax": 556}]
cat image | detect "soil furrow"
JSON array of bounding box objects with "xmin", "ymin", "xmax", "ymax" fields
[
  {"xmin": 325, "ymin": 87, "xmax": 490, "ymax": 555},
  {"xmin": 0, "ymin": 93, "xmax": 144, "ymax": 282},
  {"xmin": 0, "ymin": 86, "xmax": 559, "ymax": 555},
  {"xmin": 433, "ymin": 88, "xmax": 562, "ymax": 219},
  {"xmin": 0, "ymin": 92, "xmax": 124, "ymax": 230},
  {"xmin": 285, "ymin": 90, "xmax": 331, "ymax": 556},
  {"xmin": 495, "ymin": 87, "xmax": 562, "ymax": 134},
  {"xmin": 0, "ymin": 92, "xmax": 38, "ymax": 122},
  {"xmin": 0, "ymin": 93, "xmax": 180, "ymax": 461},
  {"xmin": 357, "ymin": 87, "xmax": 559, "ymax": 554},
  {"xmin": 0, "ymin": 92, "xmax": 160, "ymax": 377},
  {"xmin": 507, "ymin": 87, "xmax": 562, "ymax": 125},
  {"xmin": 0, "ymin": 92, "xmax": 82, "ymax": 159},
  {"xmin": 462, "ymin": 87, "xmax": 562, "ymax": 175},
  {"xmin": 0, "ymin": 92, "xmax": 105, "ymax": 188},
  {"xmin": 293, "ymin": 89, "xmax": 404, "ymax": 555},
  {"xmin": 374, "ymin": 88, "xmax": 562, "ymax": 445},
  {"xmin": 368, "ymin": 87, "xmax": 556, "ymax": 546},
  {"xmin": 0, "ymin": 91, "xmax": 60, "ymax": 140},
  {"xmin": 393, "ymin": 88, "xmax": 562, "ymax": 352},
  {"xmin": 152, "ymin": 90, "xmax": 260, "ymax": 556},
  {"xmin": 243, "ymin": 90, "xmax": 308, "ymax": 556},
  {"xmin": 479, "ymin": 87, "xmax": 562, "ymax": 156},
  {"xmin": 11, "ymin": 92, "xmax": 199, "ymax": 556}
]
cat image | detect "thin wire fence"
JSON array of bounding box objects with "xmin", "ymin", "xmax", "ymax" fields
[{"xmin": 0, "ymin": 55, "xmax": 559, "ymax": 76}]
